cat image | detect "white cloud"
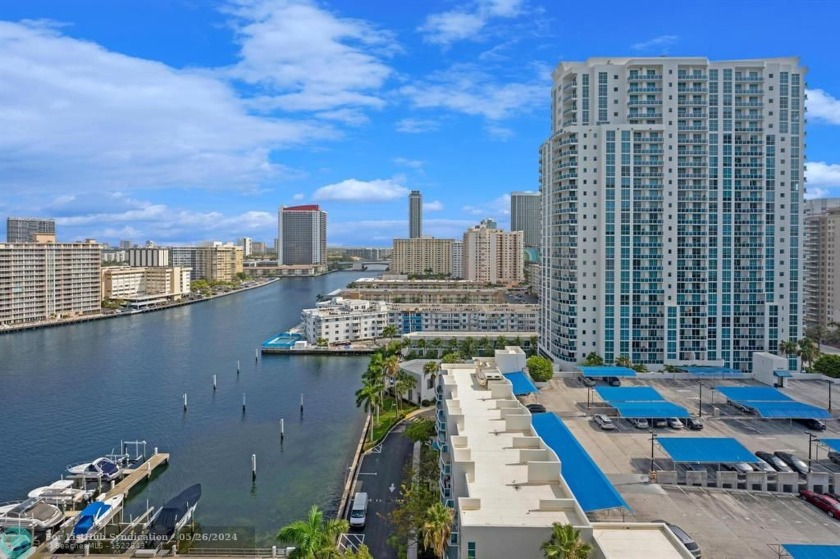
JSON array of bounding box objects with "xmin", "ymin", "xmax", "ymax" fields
[
  {"xmin": 462, "ymin": 194, "xmax": 511, "ymax": 218},
  {"xmin": 292, "ymin": 193, "xmax": 305, "ymax": 200},
  {"xmin": 393, "ymin": 157, "xmax": 424, "ymax": 169},
  {"xmin": 805, "ymin": 187, "xmax": 830, "ymax": 200},
  {"xmin": 226, "ymin": 0, "xmax": 397, "ymax": 112},
  {"xmin": 806, "ymin": 161, "xmax": 840, "ymax": 186},
  {"xmin": 0, "ymin": 20, "xmax": 329, "ymax": 195},
  {"xmin": 315, "ymin": 108, "xmax": 370, "ymax": 125},
  {"xmin": 806, "ymin": 89, "xmax": 840, "ymax": 125},
  {"xmin": 419, "ymin": 0, "xmax": 525, "ymax": 46},
  {"xmin": 485, "ymin": 124, "xmax": 515, "ymax": 140},
  {"xmin": 631, "ymin": 34, "xmax": 678, "ymax": 52},
  {"xmin": 312, "ymin": 178, "xmax": 409, "ymax": 202},
  {"xmin": 423, "ymin": 200, "xmax": 444, "ymax": 211},
  {"xmin": 400, "ymin": 65, "xmax": 545, "ymax": 120},
  {"xmin": 395, "ymin": 118, "xmax": 440, "ymax": 133}
]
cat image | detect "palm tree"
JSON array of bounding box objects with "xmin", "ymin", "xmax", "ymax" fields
[
  {"xmin": 614, "ymin": 355, "xmax": 632, "ymax": 368},
  {"xmin": 540, "ymin": 523, "xmax": 592, "ymax": 559},
  {"xmin": 276, "ymin": 505, "xmax": 348, "ymax": 559},
  {"xmin": 798, "ymin": 337, "xmax": 819, "ymax": 373},
  {"xmin": 381, "ymin": 324, "xmax": 399, "ymax": 340},
  {"xmin": 421, "ymin": 502, "xmax": 454, "ymax": 559},
  {"xmin": 394, "ymin": 371, "xmax": 417, "ymax": 413},
  {"xmin": 423, "ymin": 360, "xmax": 440, "ymax": 392},
  {"xmin": 779, "ymin": 339, "xmax": 798, "ymax": 358},
  {"xmin": 582, "ymin": 352, "xmax": 604, "ymax": 366},
  {"xmin": 355, "ymin": 377, "xmax": 384, "ymax": 433}
]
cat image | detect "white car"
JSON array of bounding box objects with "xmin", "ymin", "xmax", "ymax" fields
[
  {"xmin": 593, "ymin": 414, "xmax": 616, "ymax": 430},
  {"xmin": 668, "ymin": 418, "xmax": 684, "ymax": 429},
  {"xmin": 628, "ymin": 417, "xmax": 649, "ymax": 429}
]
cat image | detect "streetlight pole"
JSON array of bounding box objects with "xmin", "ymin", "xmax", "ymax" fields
[
  {"xmin": 650, "ymin": 430, "xmax": 657, "ymax": 475},
  {"xmin": 698, "ymin": 381, "xmax": 703, "ymax": 418},
  {"xmin": 828, "ymin": 380, "xmax": 833, "ymax": 412},
  {"xmin": 806, "ymin": 431, "xmax": 816, "ymax": 473},
  {"xmin": 587, "ymin": 386, "xmax": 592, "ymax": 411}
]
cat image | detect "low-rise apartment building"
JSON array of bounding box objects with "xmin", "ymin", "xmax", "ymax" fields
[
  {"xmin": 389, "ymin": 303, "xmax": 538, "ymax": 334},
  {"xmin": 101, "ymin": 266, "xmax": 191, "ymax": 302},
  {"xmin": 301, "ymin": 297, "xmax": 388, "ymax": 344},
  {"xmin": 341, "ymin": 277, "xmax": 507, "ymax": 304}
]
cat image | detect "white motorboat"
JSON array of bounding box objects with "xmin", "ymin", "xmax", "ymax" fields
[
  {"xmin": 71, "ymin": 495, "xmax": 123, "ymax": 542},
  {"xmin": 27, "ymin": 480, "xmax": 91, "ymax": 507},
  {"xmin": 66, "ymin": 457, "xmax": 122, "ymax": 482},
  {"xmin": 0, "ymin": 499, "xmax": 64, "ymax": 531}
]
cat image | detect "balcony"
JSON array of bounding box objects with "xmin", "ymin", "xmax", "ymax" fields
[
  {"xmin": 678, "ymin": 73, "xmax": 708, "ymax": 80},
  {"xmin": 562, "ymin": 81, "xmax": 577, "ymax": 91},
  {"xmin": 678, "ymin": 124, "xmax": 707, "ymax": 131},
  {"xmin": 628, "ymin": 99, "xmax": 663, "ymax": 106},
  {"xmin": 735, "ymin": 75, "xmax": 764, "ymax": 82},
  {"xmin": 677, "ymin": 86, "xmax": 707, "ymax": 93},
  {"xmin": 628, "ymin": 74, "xmax": 663, "ymax": 81},
  {"xmin": 629, "ymin": 113, "xmax": 663, "ymax": 120},
  {"xmin": 628, "ymin": 86, "xmax": 662, "ymax": 93}
]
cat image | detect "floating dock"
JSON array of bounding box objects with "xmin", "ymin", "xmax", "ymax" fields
[{"xmin": 105, "ymin": 452, "xmax": 169, "ymax": 500}]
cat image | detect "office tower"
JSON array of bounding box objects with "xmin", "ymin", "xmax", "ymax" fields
[
  {"xmin": 451, "ymin": 240, "xmax": 464, "ymax": 279},
  {"xmin": 510, "ymin": 191, "xmax": 541, "ymax": 247},
  {"xmin": 409, "ymin": 190, "xmax": 422, "ymax": 238},
  {"xmin": 127, "ymin": 248, "xmax": 170, "ymax": 267},
  {"xmin": 238, "ymin": 237, "xmax": 253, "ymax": 257},
  {"xmin": 119, "ymin": 240, "xmax": 132, "ymax": 250},
  {"xmin": 277, "ymin": 205, "xmax": 327, "ymax": 265},
  {"xmin": 480, "ymin": 218, "xmax": 497, "ymax": 229},
  {"xmin": 462, "ymin": 222, "xmax": 524, "ymax": 284},
  {"xmin": 251, "ymin": 241, "xmax": 267, "ymax": 255},
  {"xmin": 6, "ymin": 217, "xmax": 56, "ymax": 243},
  {"xmin": 391, "ymin": 238, "xmax": 453, "ymax": 276},
  {"xmin": 0, "ymin": 241, "xmax": 101, "ymax": 324},
  {"xmin": 539, "ymin": 57, "xmax": 805, "ymax": 372},
  {"xmin": 804, "ymin": 199, "xmax": 840, "ymax": 328}
]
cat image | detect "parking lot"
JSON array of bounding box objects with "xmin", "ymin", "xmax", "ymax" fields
[{"xmin": 532, "ymin": 375, "xmax": 840, "ymax": 556}]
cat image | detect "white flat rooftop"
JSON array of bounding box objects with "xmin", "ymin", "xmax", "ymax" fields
[{"xmin": 593, "ymin": 523, "xmax": 693, "ymax": 559}]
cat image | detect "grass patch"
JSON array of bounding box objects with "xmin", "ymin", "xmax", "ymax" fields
[{"xmin": 364, "ymin": 397, "xmax": 418, "ymax": 450}]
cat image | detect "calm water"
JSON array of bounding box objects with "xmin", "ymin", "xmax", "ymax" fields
[{"xmin": 0, "ymin": 272, "xmax": 370, "ymax": 544}]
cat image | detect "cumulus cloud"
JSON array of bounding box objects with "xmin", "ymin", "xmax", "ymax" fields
[
  {"xmin": 806, "ymin": 89, "xmax": 840, "ymax": 125},
  {"xmin": 805, "ymin": 187, "xmax": 830, "ymax": 200},
  {"xmin": 226, "ymin": 0, "xmax": 397, "ymax": 112},
  {"xmin": 312, "ymin": 178, "xmax": 409, "ymax": 202},
  {"xmin": 631, "ymin": 35, "xmax": 679, "ymax": 52},
  {"xmin": 462, "ymin": 194, "xmax": 511, "ymax": 219},
  {"xmin": 400, "ymin": 64, "xmax": 545, "ymax": 121},
  {"xmin": 393, "ymin": 157, "xmax": 424, "ymax": 169},
  {"xmin": 395, "ymin": 118, "xmax": 440, "ymax": 133},
  {"xmin": 806, "ymin": 161, "xmax": 840, "ymax": 186},
  {"xmin": 419, "ymin": 0, "xmax": 525, "ymax": 46},
  {"xmin": 0, "ymin": 19, "xmax": 330, "ymax": 195},
  {"xmin": 423, "ymin": 200, "xmax": 444, "ymax": 211}
]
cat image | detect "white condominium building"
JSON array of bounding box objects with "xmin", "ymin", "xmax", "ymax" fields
[
  {"xmin": 0, "ymin": 241, "xmax": 101, "ymax": 325},
  {"xmin": 510, "ymin": 191, "xmax": 541, "ymax": 247},
  {"xmin": 127, "ymin": 247, "xmax": 170, "ymax": 267},
  {"xmin": 101, "ymin": 266, "xmax": 191, "ymax": 301},
  {"xmin": 539, "ymin": 57, "xmax": 805, "ymax": 372},
  {"xmin": 389, "ymin": 303, "xmax": 538, "ymax": 334},
  {"xmin": 451, "ymin": 240, "xmax": 464, "ymax": 279},
  {"xmin": 391, "ymin": 238, "xmax": 453, "ymax": 276},
  {"xmin": 462, "ymin": 223, "xmax": 523, "ymax": 284},
  {"xmin": 301, "ymin": 297, "xmax": 389, "ymax": 345}
]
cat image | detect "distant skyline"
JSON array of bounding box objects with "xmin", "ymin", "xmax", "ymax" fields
[{"xmin": 1, "ymin": 0, "xmax": 839, "ymax": 246}]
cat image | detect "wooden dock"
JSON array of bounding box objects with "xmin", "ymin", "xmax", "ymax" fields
[{"xmin": 105, "ymin": 452, "xmax": 170, "ymax": 499}]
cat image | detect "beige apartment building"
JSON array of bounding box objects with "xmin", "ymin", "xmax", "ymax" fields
[
  {"xmin": 391, "ymin": 238, "xmax": 453, "ymax": 276},
  {"xmin": 341, "ymin": 277, "xmax": 506, "ymax": 304},
  {"xmin": 101, "ymin": 266, "xmax": 191, "ymax": 301},
  {"xmin": 170, "ymin": 246, "xmax": 243, "ymax": 282},
  {"xmin": 805, "ymin": 205, "xmax": 840, "ymax": 327},
  {"xmin": 462, "ymin": 223, "xmax": 524, "ymax": 284},
  {"xmin": 0, "ymin": 241, "xmax": 101, "ymax": 325}
]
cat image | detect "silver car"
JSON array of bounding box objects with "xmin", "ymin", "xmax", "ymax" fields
[{"xmin": 593, "ymin": 414, "xmax": 616, "ymax": 430}]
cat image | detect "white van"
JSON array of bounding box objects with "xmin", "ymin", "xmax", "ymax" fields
[{"xmin": 349, "ymin": 492, "xmax": 368, "ymax": 529}]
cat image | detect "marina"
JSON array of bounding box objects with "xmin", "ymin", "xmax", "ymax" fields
[{"xmin": 0, "ymin": 272, "xmax": 371, "ymax": 548}]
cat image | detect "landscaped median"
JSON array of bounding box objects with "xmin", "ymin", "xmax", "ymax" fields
[{"xmin": 364, "ymin": 397, "xmax": 418, "ymax": 451}]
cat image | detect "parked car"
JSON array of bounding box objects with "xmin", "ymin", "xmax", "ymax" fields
[
  {"xmin": 593, "ymin": 414, "xmax": 616, "ymax": 431},
  {"xmin": 526, "ymin": 403, "xmax": 547, "ymax": 414},
  {"xmin": 794, "ymin": 418, "xmax": 827, "ymax": 431},
  {"xmin": 656, "ymin": 521, "xmax": 702, "ymax": 558},
  {"xmin": 579, "ymin": 376, "xmax": 596, "ymax": 387},
  {"xmin": 668, "ymin": 418, "xmax": 684, "ymax": 430},
  {"xmin": 829, "ymin": 451, "xmax": 840, "ymax": 466},
  {"xmin": 649, "ymin": 418, "xmax": 668, "ymax": 428},
  {"xmin": 685, "ymin": 417, "xmax": 704, "ymax": 431},
  {"xmin": 755, "ymin": 451, "xmax": 794, "ymax": 473},
  {"xmin": 628, "ymin": 417, "xmax": 649, "ymax": 429},
  {"xmin": 727, "ymin": 399, "xmax": 756, "ymax": 414},
  {"xmin": 799, "ymin": 490, "xmax": 840, "ymax": 519},
  {"xmin": 774, "ymin": 451, "xmax": 809, "ymax": 475},
  {"xmin": 722, "ymin": 462, "xmax": 754, "ymax": 474},
  {"xmin": 605, "ymin": 376, "xmax": 622, "ymax": 387},
  {"xmin": 753, "ymin": 458, "xmax": 777, "ymax": 474}
]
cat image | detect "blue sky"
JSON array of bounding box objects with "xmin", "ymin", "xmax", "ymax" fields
[{"xmin": 1, "ymin": 0, "xmax": 839, "ymax": 247}]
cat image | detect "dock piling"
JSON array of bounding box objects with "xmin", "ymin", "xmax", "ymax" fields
[
  {"xmin": 251, "ymin": 454, "xmax": 256, "ymax": 480},
  {"xmin": 242, "ymin": 393, "xmax": 246, "ymax": 412},
  {"xmin": 281, "ymin": 418, "xmax": 285, "ymax": 442},
  {"xmin": 183, "ymin": 393, "xmax": 188, "ymax": 411},
  {"xmin": 213, "ymin": 374, "xmax": 217, "ymax": 390},
  {"xmin": 300, "ymin": 393, "xmax": 304, "ymax": 415},
  {"xmin": 256, "ymin": 347, "xmax": 259, "ymax": 361},
  {"xmin": 237, "ymin": 360, "xmax": 240, "ymax": 375}
]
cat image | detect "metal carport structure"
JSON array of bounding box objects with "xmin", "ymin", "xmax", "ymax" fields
[
  {"xmin": 578, "ymin": 365, "xmax": 637, "ymax": 377},
  {"xmin": 503, "ymin": 371, "xmax": 537, "ymax": 396},
  {"xmin": 714, "ymin": 386, "xmax": 831, "ymax": 419},
  {"xmin": 781, "ymin": 544, "xmax": 840, "ymax": 559},
  {"xmin": 656, "ymin": 437, "xmax": 760, "ymax": 464},
  {"xmin": 594, "ymin": 386, "xmax": 691, "ymax": 418}
]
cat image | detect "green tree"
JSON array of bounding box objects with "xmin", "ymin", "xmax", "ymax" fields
[
  {"xmin": 540, "ymin": 523, "xmax": 592, "ymax": 559},
  {"xmin": 663, "ymin": 364, "xmax": 681, "ymax": 373},
  {"xmin": 527, "ymin": 355, "xmax": 554, "ymax": 382},
  {"xmin": 495, "ymin": 335, "xmax": 508, "ymax": 349},
  {"xmin": 315, "ymin": 337, "xmax": 329, "ymax": 347},
  {"xmin": 340, "ymin": 545, "xmax": 372, "ymax": 559},
  {"xmin": 380, "ymin": 324, "xmax": 399, "ymax": 340},
  {"xmin": 798, "ymin": 337, "xmax": 820, "ymax": 372},
  {"xmin": 806, "ymin": 325, "xmax": 828, "ymax": 346},
  {"xmin": 404, "ymin": 418, "xmax": 436, "ymax": 443},
  {"xmin": 383, "ymin": 355, "xmax": 401, "ymax": 397},
  {"xmin": 276, "ymin": 505, "xmax": 348, "ymax": 559},
  {"xmin": 614, "ymin": 355, "xmax": 632, "ymax": 368},
  {"xmin": 394, "ymin": 371, "xmax": 417, "ymax": 413},
  {"xmin": 441, "ymin": 352, "xmax": 461, "ymax": 364},
  {"xmin": 581, "ymin": 352, "xmax": 604, "ymax": 366},
  {"xmin": 812, "ymin": 354, "xmax": 840, "ymax": 378},
  {"xmin": 355, "ymin": 377, "xmax": 384, "ymax": 434},
  {"xmin": 631, "ymin": 362, "xmax": 648, "ymax": 374},
  {"xmin": 779, "ymin": 339, "xmax": 798, "ymax": 358},
  {"xmin": 422, "ymin": 502, "xmax": 454, "ymax": 559},
  {"xmin": 423, "ymin": 360, "xmax": 440, "ymax": 390}
]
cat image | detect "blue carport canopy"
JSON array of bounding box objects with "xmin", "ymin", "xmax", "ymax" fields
[
  {"xmin": 595, "ymin": 386, "xmax": 664, "ymax": 402},
  {"xmin": 820, "ymin": 439, "xmax": 840, "ymax": 453},
  {"xmin": 715, "ymin": 386, "xmax": 831, "ymax": 419},
  {"xmin": 657, "ymin": 437, "xmax": 759, "ymax": 463},
  {"xmin": 783, "ymin": 544, "xmax": 840, "ymax": 559},
  {"xmin": 774, "ymin": 370, "xmax": 793, "ymax": 378},
  {"xmin": 503, "ymin": 372, "xmax": 537, "ymax": 395},
  {"xmin": 578, "ymin": 365, "xmax": 636, "ymax": 377},
  {"xmin": 610, "ymin": 401, "xmax": 690, "ymax": 418},
  {"xmin": 531, "ymin": 413, "xmax": 629, "ymax": 513},
  {"xmin": 680, "ymin": 366, "xmax": 742, "ymax": 376}
]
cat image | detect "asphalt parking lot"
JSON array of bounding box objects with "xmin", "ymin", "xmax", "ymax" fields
[{"xmin": 534, "ymin": 376, "xmax": 840, "ymax": 556}]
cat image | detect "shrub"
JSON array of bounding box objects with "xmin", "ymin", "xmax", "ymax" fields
[
  {"xmin": 527, "ymin": 355, "xmax": 554, "ymax": 382},
  {"xmin": 812, "ymin": 354, "xmax": 840, "ymax": 378}
]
